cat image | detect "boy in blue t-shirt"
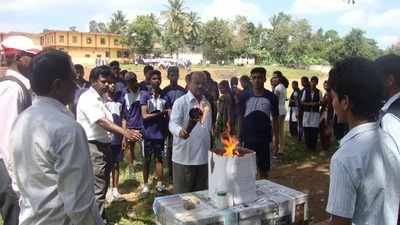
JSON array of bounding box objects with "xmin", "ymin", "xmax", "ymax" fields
[
  {"xmin": 105, "ymin": 78, "xmax": 125, "ymax": 202},
  {"xmin": 239, "ymin": 67, "xmax": 279, "ymax": 179},
  {"xmin": 162, "ymin": 66, "xmax": 186, "ymax": 182},
  {"xmin": 140, "ymin": 70, "xmax": 168, "ymax": 196},
  {"xmin": 121, "ymin": 72, "xmax": 143, "ymax": 179}
]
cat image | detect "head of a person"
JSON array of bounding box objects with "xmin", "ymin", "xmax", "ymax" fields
[
  {"xmin": 250, "ymin": 67, "xmax": 267, "ymax": 90},
  {"xmin": 185, "ymin": 73, "xmax": 191, "ymax": 86},
  {"xmin": 89, "ymin": 65, "xmax": 113, "ymax": 96},
  {"xmin": 374, "ymin": 54, "xmax": 400, "ymax": 99},
  {"xmin": 310, "ymin": 76, "xmax": 319, "ymax": 89},
  {"xmin": 120, "ymin": 69, "xmax": 128, "ymax": 79},
  {"xmin": 125, "ymin": 72, "xmax": 138, "ymax": 92},
  {"xmin": 149, "ymin": 70, "xmax": 162, "ymax": 91},
  {"xmin": 230, "ymin": 76, "xmax": 239, "ymax": 87},
  {"xmin": 107, "ymin": 77, "xmax": 116, "ymax": 96},
  {"xmin": 323, "ymin": 80, "xmax": 328, "ymax": 91},
  {"xmin": 74, "ymin": 64, "xmax": 84, "ymax": 80},
  {"xmin": 189, "ymin": 71, "xmax": 206, "ymax": 99},
  {"xmin": 301, "ymin": 76, "xmax": 310, "ymax": 88},
  {"xmin": 203, "ymin": 70, "xmax": 212, "ymax": 82},
  {"xmin": 30, "ymin": 49, "xmax": 76, "ymax": 105},
  {"xmin": 167, "ymin": 66, "xmax": 179, "ymax": 84},
  {"xmin": 144, "ymin": 65, "xmax": 154, "ymax": 81},
  {"xmin": 109, "ymin": 60, "xmax": 120, "ymax": 77},
  {"xmin": 271, "ymin": 71, "xmax": 282, "ymax": 87},
  {"xmin": 218, "ymin": 80, "xmax": 230, "ymax": 95},
  {"xmin": 328, "ymin": 57, "xmax": 383, "ymax": 123},
  {"xmin": 240, "ymin": 75, "xmax": 252, "ymax": 90},
  {"xmin": 1, "ymin": 36, "xmax": 42, "ymax": 77},
  {"xmin": 292, "ymin": 81, "xmax": 299, "ymax": 90}
]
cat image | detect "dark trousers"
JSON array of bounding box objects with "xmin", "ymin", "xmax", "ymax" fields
[
  {"xmin": 289, "ymin": 121, "xmax": 299, "ymax": 138},
  {"xmin": 88, "ymin": 142, "xmax": 113, "ymax": 220},
  {"xmin": 0, "ymin": 159, "xmax": 19, "ymax": 225},
  {"xmin": 166, "ymin": 133, "xmax": 173, "ymax": 181},
  {"xmin": 173, "ymin": 162, "xmax": 208, "ymax": 194},
  {"xmin": 304, "ymin": 127, "xmax": 319, "ymax": 151}
]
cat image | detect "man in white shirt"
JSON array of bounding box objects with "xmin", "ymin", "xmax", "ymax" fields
[
  {"xmin": 322, "ymin": 57, "xmax": 400, "ymax": 225},
  {"xmin": 0, "ymin": 35, "xmax": 41, "ymax": 225},
  {"xmin": 374, "ymin": 53, "xmax": 400, "ymax": 224},
  {"xmin": 169, "ymin": 71, "xmax": 212, "ymax": 194},
  {"xmin": 77, "ymin": 65, "xmax": 142, "ymax": 221},
  {"xmin": 9, "ymin": 49, "xmax": 104, "ymax": 225}
]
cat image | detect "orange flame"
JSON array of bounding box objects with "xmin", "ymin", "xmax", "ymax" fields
[{"xmin": 221, "ymin": 124, "xmax": 239, "ymax": 157}]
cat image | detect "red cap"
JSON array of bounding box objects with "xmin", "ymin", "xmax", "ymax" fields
[{"xmin": 1, "ymin": 35, "xmax": 42, "ymax": 55}]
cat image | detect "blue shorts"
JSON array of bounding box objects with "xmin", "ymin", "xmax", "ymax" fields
[
  {"xmin": 143, "ymin": 139, "xmax": 164, "ymax": 163},
  {"xmin": 110, "ymin": 145, "xmax": 123, "ymax": 166}
]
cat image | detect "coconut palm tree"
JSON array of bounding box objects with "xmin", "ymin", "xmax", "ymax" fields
[
  {"xmin": 184, "ymin": 11, "xmax": 202, "ymax": 52},
  {"xmin": 109, "ymin": 10, "xmax": 128, "ymax": 35}
]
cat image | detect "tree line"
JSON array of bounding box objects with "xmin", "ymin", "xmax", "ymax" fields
[{"xmin": 88, "ymin": 0, "xmax": 399, "ymax": 66}]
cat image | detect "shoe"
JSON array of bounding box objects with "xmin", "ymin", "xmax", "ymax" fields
[
  {"xmin": 106, "ymin": 189, "xmax": 113, "ymax": 203},
  {"xmin": 111, "ymin": 188, "xmax": 125, "ymax": 202},
  {"xmin": 156, "ymin": 182, "xmax": 166, "ymax": 193},
  {"xmin": 141, "ymin": 185, "xmax": 150, "ymax": 198}
]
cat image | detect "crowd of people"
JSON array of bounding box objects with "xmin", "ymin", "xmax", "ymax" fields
[{"xmin": 0, "ymin": 35, "xmax": 399, "ymax": 225}]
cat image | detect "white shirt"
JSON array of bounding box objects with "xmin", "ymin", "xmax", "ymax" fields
[
  {"xmin": 0, "ymin": 69, "xmax": 30, "ymax": 164},
  {"xmin": 301, "ymin": 90, "xmax": 321, "ymax": 128},
  {"xmin": 381, "ymin": 92, "xmax": 400, "ymax": 149},
  {"xmin": 274, "ymin": 83, "xmax": 287, "ymax": 116},
  {"xmin": 326, "ymin": 122, "xmax": 400, "ymax": 225},
  {"xmin": 169, "ymin": 91, "xmax": 212, "ymax": 165},
  {"xmin": 77, "ymin": 87, "xmax": 112, "ymax": 143},
  {"xmin": 9, "ymin": 96, "xmax": 103, "ymax": 225}
]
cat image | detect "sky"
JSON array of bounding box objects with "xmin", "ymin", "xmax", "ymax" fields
[{"xmin": 0, "ymin": 0, "xmax": 399, "ymax": 49}]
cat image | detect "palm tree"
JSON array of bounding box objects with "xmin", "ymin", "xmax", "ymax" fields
[
  {"xmin": 109, "ymin": 10, "xmax": 128, "ymax": 35},
  {"xmin": 162, "ymin": 0, "xmax": 188, "ymax": 57},
  {"xmin": 184, "ymin": 11, "xmax": 202, "ymax": 51}
]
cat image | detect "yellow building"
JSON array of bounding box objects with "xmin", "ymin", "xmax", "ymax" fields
[{"xmin": 40, "ymin": 30, "xmax": 130, "ymax": 65}]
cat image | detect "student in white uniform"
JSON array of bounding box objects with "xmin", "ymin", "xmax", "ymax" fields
[
  {"xmin": 323, "ymin": 57, "xmax": 400, "ymax": 225},
  {"xmin": 301, "ymin": 76, "xmax": 322, "ymax": 151},
  {"xmin": 272, "ymin": 70, "xmax": 288, "ymax": 156}
]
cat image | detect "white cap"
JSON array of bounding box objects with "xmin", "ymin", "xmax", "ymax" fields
[{"xmin": 1, "ymin": 35, "xmax": 42, "ymax": 55}]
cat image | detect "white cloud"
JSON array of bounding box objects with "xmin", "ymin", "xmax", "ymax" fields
[
  {"xmin": 203, "ymin": 0, "xmax": 267, "ymax": 23},
  {"xmin": 339, "ymin": 8, "xmax": 400, "ymax": 29},
  {"xmin": 291, "ymin": 0, "xmax": 352, "ymax": 15},
  {"xmin": 377, "ymin": 35, "xmax": 400, "ymax": 49}
]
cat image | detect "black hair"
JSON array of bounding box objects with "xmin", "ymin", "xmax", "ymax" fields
[
  {"xmin": 273, "ymin": 70, "xmax": 289, "ymax": 88},
  {"xmin": 292, "ymin": 80, "xmax": 298, "ymax": 85},
  {"xmin": 310, "ymin": 76, "xmax": 319, "ymax": 83},
  {"xmin": 144, "ymin": 65, "xmax": 154, "ymax": 74},
  {"xmin": 109, "ymin": 60, "xmax": 120, "ymax": 68},
  {"xmin": 121, "ymin": 69, "xmax": 128, "ymax": 75},
  {"xmin": 328, "ymin": 57, "xmax": 384, "ymax": 120},
  {"xmin": 89, "ymin": 65, "xmax": 113, "ymax": 83},
  {"xmin": 74, "ymin": 64, "xmax": 84, "ymax": 72},
  {"xmin": 239, "ymin": 75, "xmax": 252, "ymax": 90},
  {"xmin": 230, "ymin": 76, "xmax": 238, "ymax": 86},
  {"xmin": 301, "ymin": 76, "xmax": 310, "ymax": 88},
  {"xmin": 250, "ymin": 67, "xmax": 267, "ymax": 78},
  {"xmin": 149, "ymin": 69, "xmax": 161, "ymax": 78},
  {"xmin": 203, "ymin": 70, "xmax": 212, "ymax": 80},
  {"xmin": 30, "ymin": 49, "xmax": 73, "ymax": 95},
  {"xmin": 374, "ymin": 54, "xmax": 400, "ymax": 88},
  {"xmin": 167, "ymin": 66, "xmax": 179, "ymax": 76}
]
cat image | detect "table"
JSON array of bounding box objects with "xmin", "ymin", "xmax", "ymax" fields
[{"xmin": 153, "ymin": 180, "xmax": 309, "ymax": 225}]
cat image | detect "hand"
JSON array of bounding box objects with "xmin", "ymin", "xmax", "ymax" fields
[
  {"xmin": 179, "ymin": 128, "xmax": 190, "ymax": 139},
  {"xmin": 124, "ymin": 129, "xmax": 143, "ymax": 142}
]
